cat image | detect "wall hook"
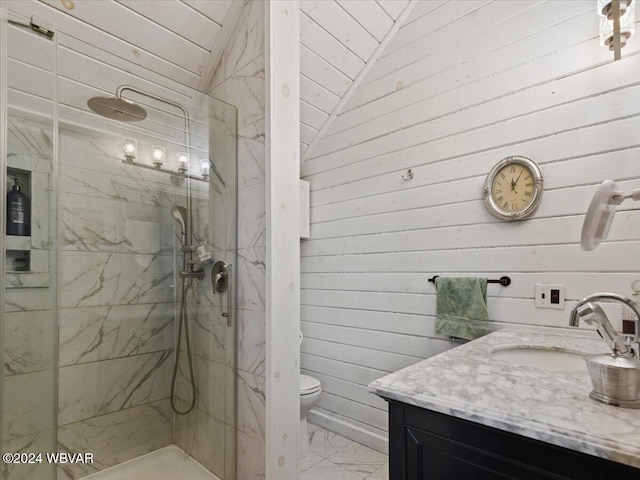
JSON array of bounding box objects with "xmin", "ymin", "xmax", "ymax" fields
[{"xmin": 402, "ymin": 169, "xmax": 413, "ymax": 181}]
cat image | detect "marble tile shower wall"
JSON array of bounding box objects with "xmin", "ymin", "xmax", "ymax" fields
[
  {"xmin": 191, "ymin": 0, "xmax": 267, "ymax": 478},
  {"xmin": 55, "ymin": 130, "xmax": 177, "ymax": 480},
  {"xmin": 173, "ymin": 175, "xmax": 236, "ymax": 479},
  {"xmin": 3, "ymin": 117, "xmax": 56, "ymax": 480}
]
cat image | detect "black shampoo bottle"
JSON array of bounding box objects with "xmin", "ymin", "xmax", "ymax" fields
[{"xmin": 7, "ymin": 177, "xmax": 30, "ymax": 236}]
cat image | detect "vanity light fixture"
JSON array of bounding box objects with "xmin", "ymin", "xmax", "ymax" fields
[
  {"xmin": 151, "ymin": 146, "xmax": 165, "ymax": 168},
  {"xmin": 177, "ymin": 152, "xmax": 189, "ymax": 174},
  {"xmin": 598, "ymin": 0, "xmax": 636, "ymax": 60},
  {"xmin": 200, "ymin": 159, "xmax": 210, "ymax": 180},
  {"xmin": 122, "ymin": 137, "xmax": 137, "ymax": 164}
]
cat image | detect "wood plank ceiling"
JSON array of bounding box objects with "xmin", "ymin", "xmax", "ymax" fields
[
  {"xmin": 299, "ymin": 0, "xmax": 412, "ymax": 158},
  {"xmin": 3, "ymin": 0, "xmax": 414, "ymax": 158},
  {"xmin": 5, "ymin": 0, "xmax": 243, "ymax": 92}
]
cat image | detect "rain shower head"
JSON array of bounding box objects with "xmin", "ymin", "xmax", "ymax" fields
[
  {"xmin": 171, "ymin": 206, "xmax": 189, "ymax": 237},
  {"xmin": 87, "ymin": 95, "xmax": 147, "ymax": 122}
]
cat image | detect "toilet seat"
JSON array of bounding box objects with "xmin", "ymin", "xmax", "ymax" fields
[{"xmin": 300, "ymin": 374, "xmax": 321, "ymax": 395}]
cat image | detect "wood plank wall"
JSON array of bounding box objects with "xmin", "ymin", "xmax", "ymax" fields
[{"xmin": 300, "ymin": 0, "xmax": 640, "ymax": 453}]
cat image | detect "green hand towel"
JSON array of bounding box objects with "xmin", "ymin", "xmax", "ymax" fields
[{"xmin": 436, "ymin": 277, "xmax": 490, "ymax": 341}]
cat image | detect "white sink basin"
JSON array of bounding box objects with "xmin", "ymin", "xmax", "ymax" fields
[{"xmin": 491, "ymin": 346, "xmax": 588, "ymax": 372}]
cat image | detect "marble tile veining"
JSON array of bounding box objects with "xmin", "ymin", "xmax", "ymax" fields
[
  {"xmin": 174, "ymin": 353, "xmax": 226, "ymax": 422},
  {"xmin": 7, "ymin": 117, "xmax": 53, "ymax": 160},
  {"xmin": 237, "ymin": 247, "xmax": 266, "ymax": 312},
  {"xmin": 237, "ymin": 430, "xmax": 265, "ymax": 480},
  {"xmin": 300, "ymin": 460, "xmax": 361, "ymax": 480},
  {"xmin": 59, "ymin": 194, "xmax": 164, "ymax": 254},
  {"xmin": 58, "ymin": 350, "xmax": 173, "ymax": 425},
  {"xmin": 3, "ymin": 310, "xmax": 55, "ymax": 375},
  {"xmin": 301, "ymin": 426, "xmax": 389, "ymax": 480},
  {"xmin": 369, "ymin": 327, "xmax": 640, "ymax": 469},
  {"xmin": 220, "ymin": 0, "xmax": 265, "ymax": 83},
  {"xmin": 225, "ymin": 56, "xmax": 265, "ymax": 129},
  {"xmin": 3, "ymin": 370, "xmax": 55, "ymax": 441},
  {"xmin": 327, "ymin": 443, "xmax": 388, "ymax": 478},
  {"xmin": 1, "ymin": 430, "xmax": 56, "ymax": 480},
  {"xmin": 308, "ymin": 428, "xmax": 353, "ymax": 459},
  {"xmin": 57, "ymin": 401, "xmax": 172, "ymax": 480},
  {"xmin": 58, "ymin": 304, "xmax": 174, "ymax": 366},
  {"xmin": 237, "ymin": 308, "xmax": 265, "ymax": 375},
  {"xmin": 58, "ymin": 251, "xmax": 174, "ymax": 308},
  {"xmin": 175, "ymin": 407, "xmax": 226, "ymax": 478},
  {"xmin": 237, "ymin": 119, "xmax": 265, "ymax": 188},
  {"xmin": 238, "ymin": 181, "xmax": 266, "ymax": 249},
  {"xmin": 236, "ymin": 371, "xmax": 265, "ymax": 442}
]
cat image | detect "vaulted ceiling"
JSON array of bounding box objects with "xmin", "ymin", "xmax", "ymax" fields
[
  {"xmin": 299, "ymin": 0, "xmax": 413, "ymax": 158},
  {"xmin": 3, "ymin": 0, "xmax": 415, "ymax": 158},
  {"xmin": 5, "ymin": 0, "xmax": 244, "ymax": 92}
]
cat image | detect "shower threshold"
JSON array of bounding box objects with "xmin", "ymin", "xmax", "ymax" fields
[{"xmin": 78, "ymin": 445, "xmax": 220, "ymax": 480}]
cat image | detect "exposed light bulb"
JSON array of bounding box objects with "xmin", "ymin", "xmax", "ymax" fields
[
  {"xmin": 151, "ymin": 146, "xmax": 165, "ymax": 168},
  {"xmin": 122, "ymin": 137, "xmax": 137, "ymax": 163},
  {"xmin": 177, "ymin": 152, "xmax": 189, "ymax": 173},
  {"xmin": 200, "ymin": 159, "xmax": 210, "ymax": 179}
]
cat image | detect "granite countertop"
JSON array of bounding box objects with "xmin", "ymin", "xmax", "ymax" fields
[{"xmin": 368, "ymin": 327, "xmax": 640, "ymax": 469}]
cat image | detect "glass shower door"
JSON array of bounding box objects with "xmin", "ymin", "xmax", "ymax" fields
[
  {"xmin": 1, "ymin": 9, "xmax": 58, "ymax": 480},
  {"xmin": 1, "ymin": 12, "xmax": 238, "ymax": 478},
  {"xmin": 53, "ymin": 31, "xmax": 238, "ymax": 480}
]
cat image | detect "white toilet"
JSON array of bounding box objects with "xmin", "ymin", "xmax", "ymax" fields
[
  {"xmin": 299, "ymin": 331, "xmax": 322, "ymax": 457},
  {"xmin": 299, "ymin": 373, "xmax": 322, "ymax": 457}
]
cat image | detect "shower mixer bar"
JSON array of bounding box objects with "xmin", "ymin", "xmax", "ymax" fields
[{"xmin": 115, "ymin": 85, "xmax": 194, "ymax": 249}]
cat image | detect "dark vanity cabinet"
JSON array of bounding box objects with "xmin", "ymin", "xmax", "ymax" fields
[{"xmin": 388, "ymin": 400, "xmax": 640, "ymax": 479}]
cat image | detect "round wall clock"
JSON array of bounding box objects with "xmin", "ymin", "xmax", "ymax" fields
[{"xmin": 483, "ymin": 156, "xmax": 543, "ymax": 221}]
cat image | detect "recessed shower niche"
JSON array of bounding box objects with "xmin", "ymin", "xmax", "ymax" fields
[{"xmin": 5, "ymin": 157, "xmax": 51, "ymax": 288}]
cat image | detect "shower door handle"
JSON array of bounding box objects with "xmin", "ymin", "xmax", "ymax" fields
[
  {"xmin": 212, "ymin": 260, "xmax": 232, "ymax": 326},
  {"xmin": 225, "ymin": 264, "xmax": 232, "ymax": 327}
]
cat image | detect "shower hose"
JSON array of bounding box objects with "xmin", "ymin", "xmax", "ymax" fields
[{"xmin": 170, "ymin": 257, "xmax": 197, "ymax": 415}]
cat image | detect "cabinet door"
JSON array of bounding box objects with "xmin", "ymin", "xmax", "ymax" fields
[
  {"xmin": 405, "ymin": 425, "xmax": 560, "ymax": 480},
  {"xmin": 389, "ymin": 401, "xmax": 640, "ymax": 480}
]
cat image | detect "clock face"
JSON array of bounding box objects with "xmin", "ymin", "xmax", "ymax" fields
[
  {"xmin": 490, "ymin": 164, "xmax": 535, "ymax": 213},
  {"xmin": 483, "ymin": 156, "xmax": 543, "ymax": 221}
]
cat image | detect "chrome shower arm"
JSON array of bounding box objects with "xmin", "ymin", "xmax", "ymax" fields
[{"xmin": 115, "ymin": 85, "xmax": 191, "ymax": 132}]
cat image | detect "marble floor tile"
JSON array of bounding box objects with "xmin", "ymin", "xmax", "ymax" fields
[
  {"xmin": 302, "ymin": 426, "xmax": 390, "ymax": 480},
  {"xmin": 300, "ymin": 459, "xmax": 362, "ymax": 480},
  {"xmin": 308, "ymin": 428, "xmax": 353, "ymax": 459},
  {"xmin": 307, "ymin": 423, "xmax": 321, "ymax": 434},
  {"xmin": 299, "ymin": 452, "xmax": 323, "ymax": 472},
  {"xmin": 327, "ymin": 443, "xmax": 388, "ymax": 478},
  {"xmin": 367, "ymin": 462, "xmax": 389, "ymax": 480}
]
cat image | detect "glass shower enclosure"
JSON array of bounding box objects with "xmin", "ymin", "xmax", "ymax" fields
[{"xmin": 1, "ymin": 9, "xmax": 237, "ymax": 480}]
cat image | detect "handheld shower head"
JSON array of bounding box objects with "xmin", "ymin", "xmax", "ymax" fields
[{"xmin": 171, "ymin": 206, "xmax": 188, "ymax": 237}]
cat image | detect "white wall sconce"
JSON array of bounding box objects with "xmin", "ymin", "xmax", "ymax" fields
[
  {"xmin": 200, "ymin": 159, "xmax": 210, "ymax": 180},
  {"xmin": 177, "ymin": 152, "xmax": 189, "ymax": 173},
  {"xmin": 122, "ymin": 137, "xmax": 137, "ymax": 164},
  {"xmin": 598, "ymin": 0, "xmax": 636, "ymax": 60},
  {"xmin": 581, "ymin": 179, "xmax": 640, "ymax": 250},
  {"xmin": 151, "ymin": 146, "xmax": 165, "ymax": 168}
]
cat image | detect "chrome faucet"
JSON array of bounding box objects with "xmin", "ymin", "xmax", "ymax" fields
[{"xmin": 570, "ymin": 293, "xmax": 640, "ymax": 359}]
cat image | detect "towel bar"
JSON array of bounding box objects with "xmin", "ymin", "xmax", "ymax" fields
[{"xmin": 428, "ymin": 275, "xmax": 511, "ymax": 286}]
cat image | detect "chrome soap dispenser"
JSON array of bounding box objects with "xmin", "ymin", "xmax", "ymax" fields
[{"xmin": 6, "ymin": 177, "xmax": 30, "ymax": 236}]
